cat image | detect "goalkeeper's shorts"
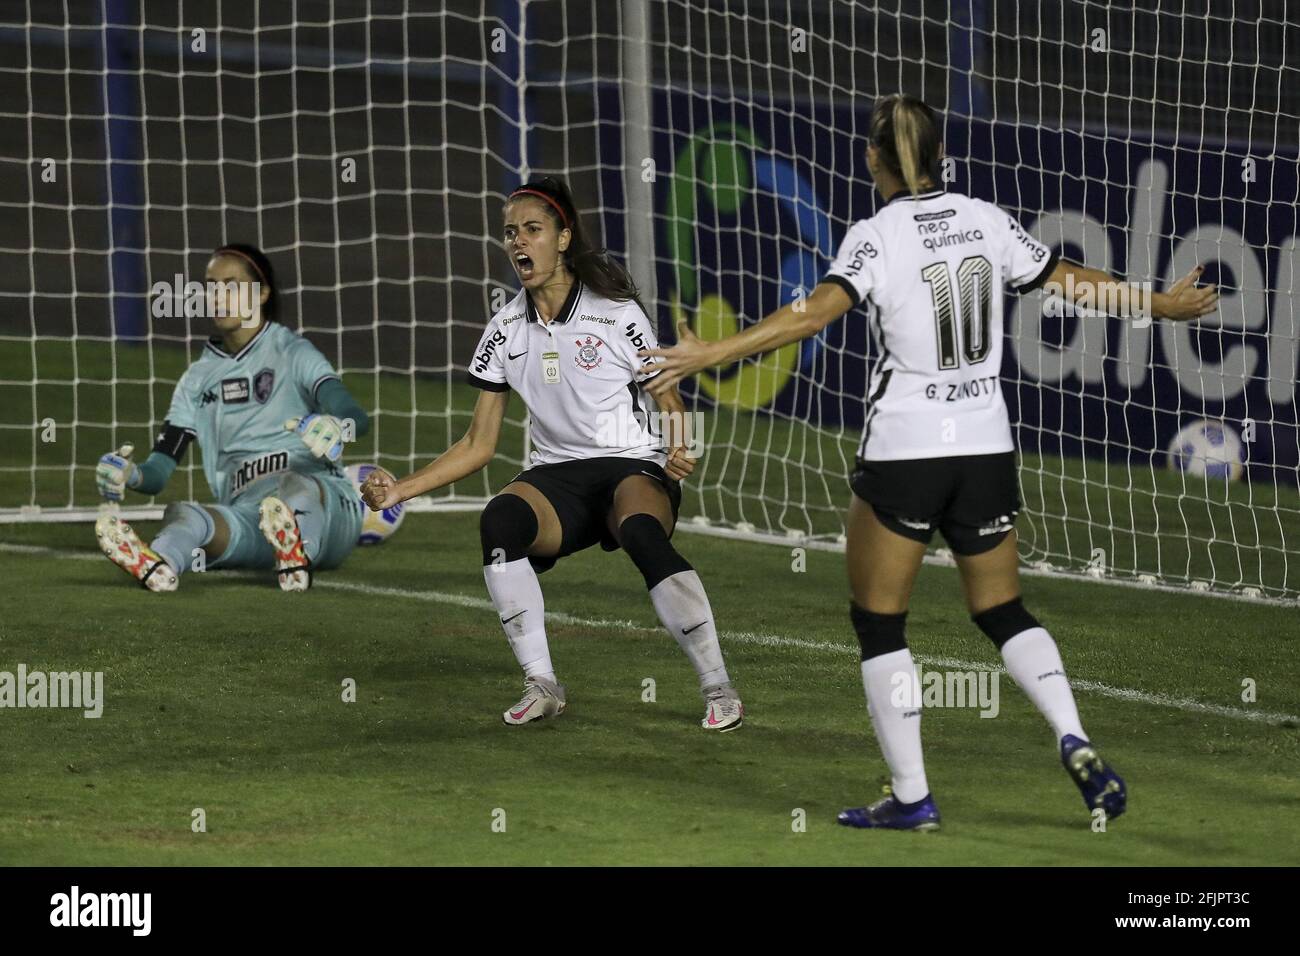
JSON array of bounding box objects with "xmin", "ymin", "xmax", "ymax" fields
[
  {"xmin": 508, "ymin": 455, "xmax": 682, "ymax": 574},
  {"xmin": 849, "ymin": 451, "xmax": 1020, "ymax": 556},
  {"xmin": 208, "ymin": 471, "xmax": 363, "ymax": 570}
]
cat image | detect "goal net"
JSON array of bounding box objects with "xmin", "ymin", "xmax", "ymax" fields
[{"xmin": 3, "ymin": 1, "xmax": 1298, "ymax": 602}]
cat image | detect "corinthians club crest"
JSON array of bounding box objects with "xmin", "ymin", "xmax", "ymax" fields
[{"xmin": 574, "ymin": 335, "xmax": 604, "ymax": 370}]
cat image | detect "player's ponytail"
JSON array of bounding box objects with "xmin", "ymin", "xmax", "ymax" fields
[
  {"xmin": 213, "ymin": 243, "xmax": 279, "ymax": 322},
  {"xmin": 507, "ymin": 177, "xmax": 644, "ymax": 308},
  {"xmin": 870, "ymin": 95, "xmax": 942, "ymax": 196}
]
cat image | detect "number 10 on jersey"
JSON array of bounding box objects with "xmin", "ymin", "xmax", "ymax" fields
[{"xmin": 921, "ymin": 255, "xmax": 994, "ymax": 370}]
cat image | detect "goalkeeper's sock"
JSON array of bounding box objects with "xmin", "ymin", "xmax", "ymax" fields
[
  {"xmin": 998, "ymin": 627, "xmax": 1086, "ymax": 742},
  {"xmin": 860, "ymin": 648, "xmax": 931, "ymax": 805},
  {"xmin": 275, "ymin": 472, "xmax": 327, "ymax": 563},
  {"xmin": 483, "ymin": 557, "xmax": 554, "ymax": 681},
  {"xmin": 150, "ymin": 501, "xmax": 215, "ymax": 576},
  {"xmin": 647, "ymin": 571, "xmax": 730, "ymax": 690}
]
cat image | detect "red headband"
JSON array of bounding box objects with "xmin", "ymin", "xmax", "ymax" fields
[
  {"xmin": 215, "ymin": 247, "xmax": 268, "ymax": 287},
  {"xmin": 509, "ymin": 188, "xmax": 572, "ymax": 230}
]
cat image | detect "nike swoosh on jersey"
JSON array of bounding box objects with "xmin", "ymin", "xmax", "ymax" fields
[{"xmin": 507, "ymin": 351, "xmax": 528, "ymax": 360}]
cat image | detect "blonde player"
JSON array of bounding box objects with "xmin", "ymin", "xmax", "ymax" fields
[{"xmin": 643, "ymin": 95, "xmax": 1218, "ymax": 827}]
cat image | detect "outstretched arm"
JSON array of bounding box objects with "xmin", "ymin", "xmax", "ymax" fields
[
  {"xmin": 641, "ymin": 282, "xmax": 854, "ymax": 397},
  {"xmin": 361, "ymin": 388, "xmax": 509, "ymax": 509},
  {"xmin": 1044, "ymin": 260, "xmax": 1219, "ymax": 322}
]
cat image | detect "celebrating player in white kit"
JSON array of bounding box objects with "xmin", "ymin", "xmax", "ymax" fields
[
  {"xmin": 361, "ymin": 177, "xmax": 743, "ymax": 731},
  {"xmin": 644, "ymin": 95, "xmax": 1218, "ymax": 826},
  {"xmin": 94, "ymin": 244, "xmax": 371, "ymax": 593}
]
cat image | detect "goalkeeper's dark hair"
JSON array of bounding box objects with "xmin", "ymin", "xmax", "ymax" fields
[
  {"xmin": 870, "ymin": 95, "xmax": 943, "ymax": 197},
  {"xmin": 213, "ymin": 243, "xmax": 279, "ymax": 322},
  {"xmin": 506, "ymin": 176, "xmax": 644, "ymax": 307}
]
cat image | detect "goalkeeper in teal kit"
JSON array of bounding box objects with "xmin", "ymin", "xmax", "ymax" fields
[{"xmin": 94, "ymin": 244, "xmax": 371, "ymax": 593}]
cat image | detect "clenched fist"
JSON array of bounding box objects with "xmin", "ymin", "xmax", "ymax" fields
[{"xmin": 360, "ymin": 466, "xmax": 403, "ymax": 511}]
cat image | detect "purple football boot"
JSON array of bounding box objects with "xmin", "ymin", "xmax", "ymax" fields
[
  {"xmin": 1061, "ymin": 734, "xmax": 1127, "ymax": 819},
  {"xmin": 838, "ymin": 792, "xmax": 941, "ymax": 831}
]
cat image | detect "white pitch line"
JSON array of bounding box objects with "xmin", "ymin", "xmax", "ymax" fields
[
  {"xmin": 3, "ymin": 541, "xmax": 1296, "ymax": 726},
  {"xmin": 0, "ymin": 541, "xmax": 103, "ymax": 562}
]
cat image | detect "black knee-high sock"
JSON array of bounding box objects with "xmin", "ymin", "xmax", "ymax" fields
[{"xmin": 621, "ymin": 514, "xmax": 730, "ymax": 692}]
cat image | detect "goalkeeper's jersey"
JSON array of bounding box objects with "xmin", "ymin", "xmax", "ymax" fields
[
  {"xmin": 820, "ymin": 189, "xmax": 1059, "ymax": 461},
  {"xmin": 161, "ymin": 321, "xmax": 345, "ymax": 503}
]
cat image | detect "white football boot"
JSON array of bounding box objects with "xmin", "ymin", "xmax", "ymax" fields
[
  {"xmin": 702, "ymin": 683, "xmax": 744, "ymax": 732},
  {"xmin": 502, "ymin": 676, "xmax": 567, "ymax": 725},
  {"xmin": 95, "ymin": 513, "xmax": 178, "ymax": 592},
  {"xmin": 258, "ymin": 496, "xmax": 312, "ymax": 592}
]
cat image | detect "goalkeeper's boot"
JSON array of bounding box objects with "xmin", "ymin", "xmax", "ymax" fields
[
  {"xmin": 1061, "ymin": 734, "xmax": 1127, "ymax": 820},
  {"xmin": 837, "ymin": 791, "xmax": 941, "ymax": 831},
  {"xmin": 702, "ymin": 683, "xmax": 744, "ymax": 732},
  {"xmin": 502, "ymin": 676, "xmax": 567, "ymax": 725},
  {"xmin": 258, "ymin": 496, "xmax": 312, "ymax": 592},
  {"xmin": 95, "ymin": 513, "xmax": 178, "ymax": 592}
]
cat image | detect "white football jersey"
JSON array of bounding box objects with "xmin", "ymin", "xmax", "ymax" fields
[
  {"xmin": 822, "ymin": 189, "xmax": 1058, "ymax": 461},
  {"xmin": 467, "ymin": 281, "xmax": 669, "ymax": 467}
]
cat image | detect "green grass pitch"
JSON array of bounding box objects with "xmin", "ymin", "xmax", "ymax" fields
[
  {"xmin": 0, "ymin": 339, "xmax": 1296, "ymax": 864},
  {"xmin": 1, "ymin": 513, "xmax": 1296, "ymax": 866}
]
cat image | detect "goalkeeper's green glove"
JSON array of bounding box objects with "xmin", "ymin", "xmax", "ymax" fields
[
  {"xmin": 285, "ymin": 414, "xmax": 348, "ymax": 462},
  {"xmin": 96, "ymin": 443, "xmax": 141, "ymax": 501}
]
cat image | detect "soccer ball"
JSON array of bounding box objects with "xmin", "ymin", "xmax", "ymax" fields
[
  {"xmin": 1166, "ymin": 419, "xmax": 1244, "ymax": 481},
  {"xmin": 344, "ymin": 462, "xmax": 406, "ymax": 544}
]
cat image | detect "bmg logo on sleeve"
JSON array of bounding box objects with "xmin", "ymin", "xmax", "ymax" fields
[
  {"xmin": 842, "ymin": 238, "xmax": 878, "ymax": 275},
  {"xmin": 473, "ymin": 329, "xmax": 507, "ymax": 374}
]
